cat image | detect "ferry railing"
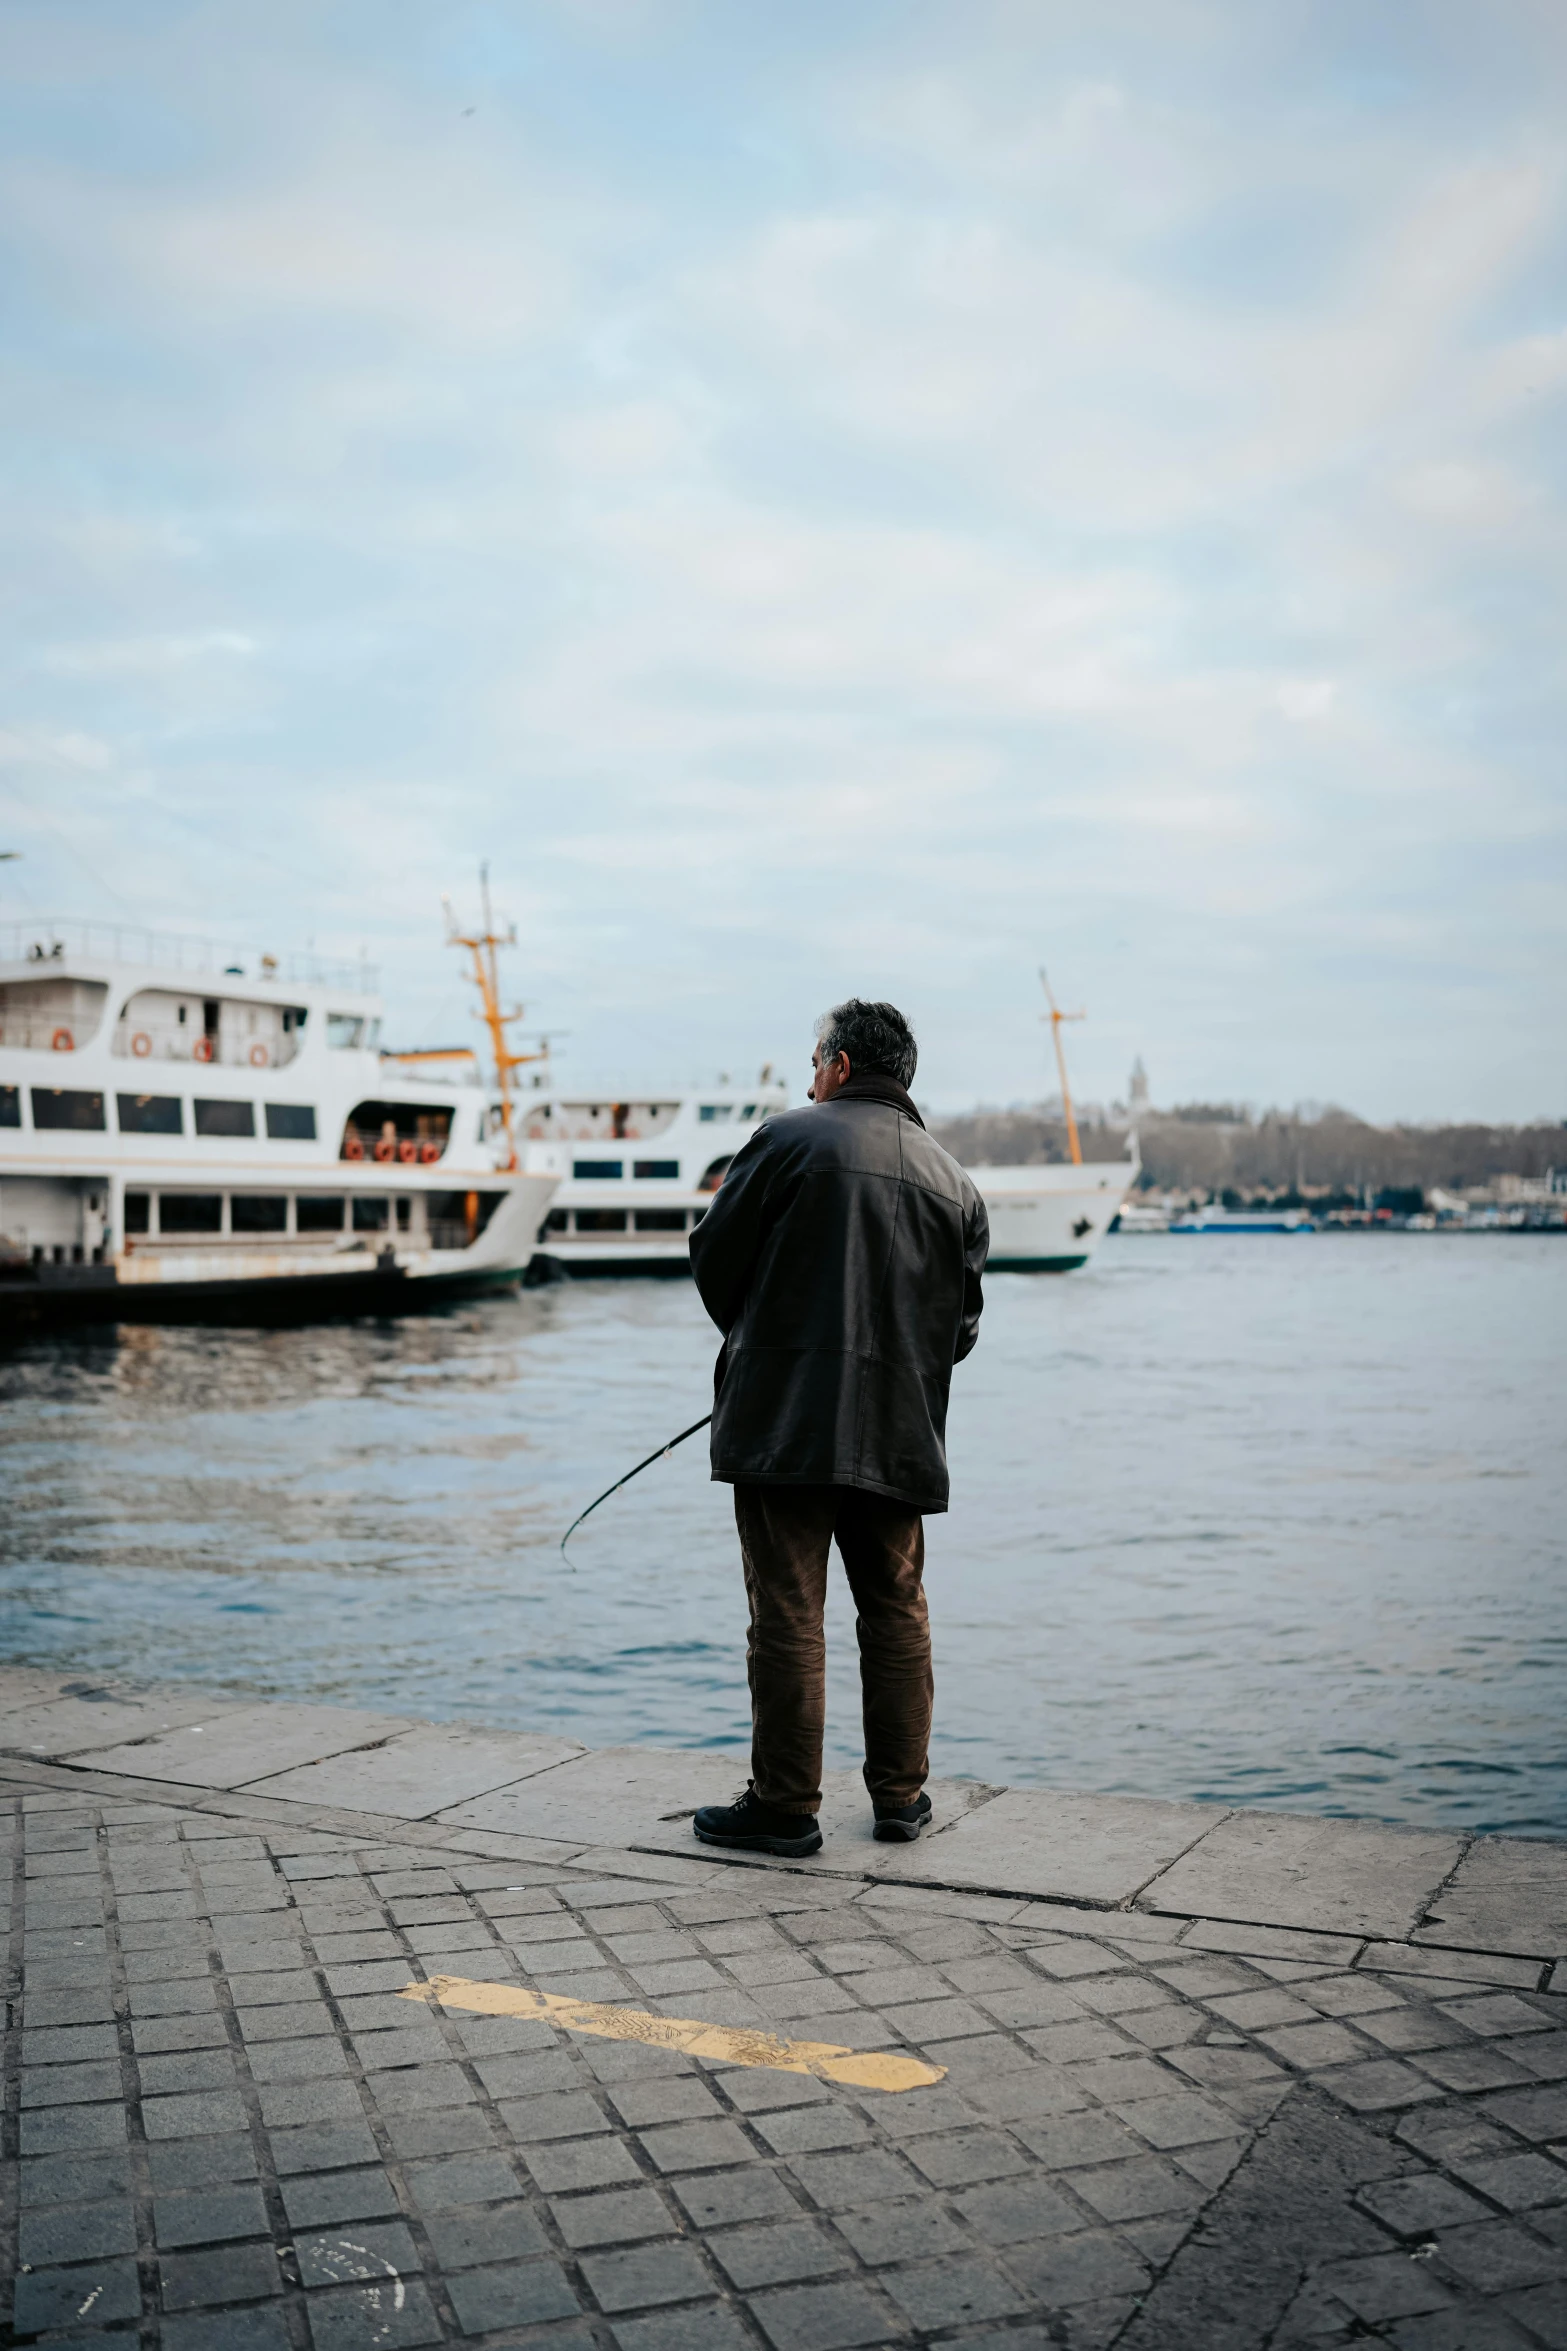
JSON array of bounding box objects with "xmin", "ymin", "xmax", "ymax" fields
[{"xmin": 0, "ymin": 919, "xmax": 377, "ymax": 995}]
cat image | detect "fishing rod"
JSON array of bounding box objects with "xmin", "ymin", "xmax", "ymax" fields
[{"xmin": 560, "ymin": 1412, "xmax": 713, "ymax": 1563}]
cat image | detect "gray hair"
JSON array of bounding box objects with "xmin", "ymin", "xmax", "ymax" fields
[{"xmin": 815, "ymin": 998, "xmax": 918, "ymax": 1088}]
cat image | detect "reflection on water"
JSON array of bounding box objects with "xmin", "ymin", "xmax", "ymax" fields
[{"xmin": 1, "ymin": 1235, "xmax": 1562, "ymax": 1833}]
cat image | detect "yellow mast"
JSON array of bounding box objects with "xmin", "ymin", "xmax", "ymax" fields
[
  {"xmin": 443, "ymin": 866, "xmax": 547, "ymax": 1173},
  {"xmin": 1039, "ymin": 966, "xmax": 1085, "ymax": 1168}
]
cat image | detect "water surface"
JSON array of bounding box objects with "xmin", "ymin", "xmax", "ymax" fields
[{"xmin": 1, "ymin": 1235, "xmax": 1562, "ymax": 1833}]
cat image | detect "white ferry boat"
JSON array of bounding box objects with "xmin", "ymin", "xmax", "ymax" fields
[
  {"xmin": 961, "ymin": 973, "xmax": 1135, "ymax": 1271},
  {"xmin": 519, "ymin": 1073, "xmax": 791, "ymax": 1275},
  {"xmin": 0, "ymin": 917, "xmax": 557, "ymax": 1331}
]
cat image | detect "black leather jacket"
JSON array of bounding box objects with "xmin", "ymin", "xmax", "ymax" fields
[{"xmin": 688, "ymin": 1082, "xmax": 988, "ymax": 1512}]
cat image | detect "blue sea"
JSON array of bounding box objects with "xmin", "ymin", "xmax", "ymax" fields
[{"xmin": 1, "ymin": 1233, "xmax": 1562, "ymax": 1834}]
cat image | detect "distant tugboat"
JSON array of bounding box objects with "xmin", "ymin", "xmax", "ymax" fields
[{"xmin": 0, "ymin": 903, "xmax": 557, "ymax": 1331}]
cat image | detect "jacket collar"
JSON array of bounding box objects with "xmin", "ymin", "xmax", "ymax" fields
[{"xmin": 832, "ymin": 1072, "xmax": 925, "ymax": 1128}]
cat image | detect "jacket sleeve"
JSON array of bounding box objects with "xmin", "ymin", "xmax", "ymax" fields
[
  {"xmin": 953, "ymin": 1188, "xmax": 989, "ymax": 1364},
  {"xmin": 687, "ymin": 1125, "xmax": 779, "ymax": 1334}
]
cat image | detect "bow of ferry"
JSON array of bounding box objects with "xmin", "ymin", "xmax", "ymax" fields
[{"xmin": 0, "ymin": 919, "xmax": 558, "ymax": 1332}]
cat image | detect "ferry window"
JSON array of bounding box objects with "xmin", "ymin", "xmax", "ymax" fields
[
  {"xmin": 698, "ymin": 1105, "xmax": 719, "ymax": 1122},
  {"xmin": 232, "ymin": 1195, "xmax": 287, "ymax": 1233},
  {"xmin": 352, "ymin": 1197, "xmax": 390, "ymax": 1232},
  {"xmin": 543, "ymin": 1209, "xmax": 569, "ymax": 1232},
  {"xmin": 573, "ymin": 1158, "xmax": 623, "ymax": 1179},
  {"xmin": 698, "ymin": 1155, "xmax": 735, "ymax": 1192},
  {"xmin": 326, "ymin": 1014, "xmax": 364, "ymax": 1049},
  {"xmin": 124, "ymin": 1191, "xmax": 150, "ymax": 1234},
  {"xmin": 158, "ymin": 1193, "xmax": 222, "ymax": 1234},
  {"xmin": 691, "ymin": 1205, "xmax": 707, "ymax": 1224},
  {"xmin": 31, "ymin": 1089, "xmax": 106, "ymax": 1132},
  {"xmin": 426, "ymin": 1190, "xmax": 503, "ymax": 1249},
  {"xmin": 395, "ymin": 1196, "xmax": 411, "ymax": 1232},
  {"xmin": 0, "ymin": 1085, "xmax": 18, "ymax": 1128},
  {"xmin": 633, "ymin": 1159, "xmax": 680, "ymax": 1179},
  {"xmin": 297, "ymin": 1195, "xmax": 345, "ymax": 1232},
  {"xmin": 575, "ymin": 1209, "xmax": 628, "ymax": 1232},
  {"xmin": 281, "ymin": 1006, "xmax": 308, "ymax": 1034},
  {"xmin": 265, "ymin": 1103, "xmax": 317, "ymax": 1141},
  {"xmin": 741, "ymin": 1104, "xmax": 757, "ymax": 1119},
  {"xmin": 117, "ymin": 1094, "xmax": 183, "ymax": 1136},
  {"xmin": 634, "ymin": 1209, "xmax": 687, "ymax": 1232},
  {"xmin": 194, "ymin": 1099, "xmax": 256, "ymax": 1138}
]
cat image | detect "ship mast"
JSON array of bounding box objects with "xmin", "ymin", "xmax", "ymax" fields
[
  {"xmin": 1039, "ymin": 967, "xmax": 1085, "ymax": 1168},
  {"xmin": 443, "ymin": 866, "xmax": 547, "ymax": 1173}
]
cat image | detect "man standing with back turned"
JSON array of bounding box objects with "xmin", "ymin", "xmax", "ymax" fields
[{"xmin": 688, "ymin": 999, "xmax": 989, "ymax": 1858}]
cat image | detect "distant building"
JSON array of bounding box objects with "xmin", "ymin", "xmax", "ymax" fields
[{"xmin": 1128, "ymin": 1057, "xmax": 1149, "ymax": 1115}]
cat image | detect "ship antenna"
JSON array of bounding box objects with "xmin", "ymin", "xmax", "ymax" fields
[
  {"xmin": 1038, "ymin": 967, "xmax": 1086, "ymax": 1168},
  {"xmin": 444, "ymin": 867, "xmax": 547, "ymax": 1172}
]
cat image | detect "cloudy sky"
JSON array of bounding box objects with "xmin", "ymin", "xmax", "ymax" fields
[{"xmin": 1, "ymin": 2, "xmax": 1562, "ymax": 1118}]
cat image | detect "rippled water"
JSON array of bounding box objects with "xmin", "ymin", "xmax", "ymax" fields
[{"xmin": 1, "ymin": 1235, "xmax": 1562, "ymax": 1834}]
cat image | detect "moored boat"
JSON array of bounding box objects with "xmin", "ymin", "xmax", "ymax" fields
[{"xmin": 0, "ymin": 915, "xmax": 558, "ymax": 1332}]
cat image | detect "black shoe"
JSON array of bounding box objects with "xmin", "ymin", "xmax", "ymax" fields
[
  {"xmin": 693, "ymin": 1788, "xmax": 823, "ymax": 1857},
  {"xmin": 873, "ymin": 1792, "xmax": 932, "ymax": 1842}
]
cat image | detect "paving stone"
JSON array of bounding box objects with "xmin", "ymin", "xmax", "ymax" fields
[
  {"xmin": 159, "ymin": 2237, "xmax": 282, "ymax": 2308},
  {"xmin": 18, "ymin": 2147, "xmax": 134, "ymax": 2205},
  {"xmin": 883, "ymin": 2252, "xmax": 1031, "ymax": 2328},
  {"xmin": 139, "ymin": 2045, "xmax": 240, "ymax": 2095},
  {"xmin": 447, "ymin": 2258, "xmax": 584, "ymax": 2332},
  {"xmin": 1319, "ymin": 2252, "xmax": 1454, "ymax": 2321},
  {"xmin": 1459, "ymin": 2152, "xmax": 1567, "ymax": 2210},
  {"xmin": 608, "ymin": 2076, "xmax": 724, "ymax": 2129},
  {"xmin": 581, "ymin": 2239, "xmax": 717, "ymax": 2311},
  {"xmin": 269, "ymin": 2119, "xmax": 383, "ymax": 2173},
  {"xmin": 12, "ymin": 2256, "xmax": 142, "ymax": 2334},
  {"xmin": 1359, "ymin": 2172, "xmax": 1493, "ymax": 2235},
  {"xmin": 1015, "ymin": 2109, "xmax": 1145, "ymax": 2170},
  {"xmin": 1315, "ymin": 2058, "xmax": 1443, "ymax": 2111},
  {"xmin": 304, "ymin": 2278, "xmax": 444, "ymax": 2350},
  {"xmin": 951, "ymin": 2172, "xmax": 1082, "ymax": 2244},
  {"xmin": 155, "ymin": 2184, "xmax": 271, "ymax": 2246},
  {"xmin": 748, "ymin": 2276, "xmax": 902, "ymax": 2348},
  {"xmin": 499, "ymin": 2088, "xmax": 614, "ymax": 2142},
  {"xmin": 787, "ymin": 2148, "xmax": 917, "ymax": 2207},
  {"xmin": 295, "ymin": 2218, "xmax": 421, "ymax": 2286},
  {"xmin": 712, "ymin": 2217, "xmax": 849, "ymax": 2288},
  {"xmin": 280, "ymin": 2171, "xmax": 401, "ymax": 2232},
  {"xmin": 752, "ymin": 2105, "xmax": 870, "ymax": 2156},
  {"xmin": 384, "ymin": 2103, "xmax": 495, "ymax": 2158},
  {"xmin": 1005, "ymin": 2225, "xmax": 1151, "ymax": 2304},
  {"xmin": 611, "ymin": 2308, "xmax": 750, "ymax": 2351},
  {"xmin": 905, "ymin": 2128, "xmax": 1031, "ymax": 2188},
  {"xmin": 524, "ymin": 2135, "xmax": 644, "ymax": 2192},
  {"xmin": 149, "ymin": 2132, "xmax": 259, "ymax": 2190},
  {"xmin": 672, "ymin": 2168, "xmax": 803, "ymax": 2230},
  {"xmin": 1066, "ymin": 2154, "xmax": 1203, "ymax": 2221},
  {"xmin": 17, "ymin": 2197, "xmax": 139, "ymax": 2264},
  {"xmin": 19, "ymin": 2055, "xmax": 124, "ymax": 2105},
  {"xmin": 635, "ymin": 2117, "xmax": 757, "ymax": 2172},
  {"xmin": 134, "ymin": 2011, "xmax": 233, "ymax": 2054},
  {"xmin": 423, "ymin": 2200, "xmax": 551, "ymax": 2268},
  {"xmin": 21, "ymin": 2021, "xmax": 120, "ymax": 2064},
  {"xmin": 249, "ymin": 2032, "xmax": 351, "ymax": 2083},
  {"xmin": 553, "ymin": 2184, "xmax": 681, "ymax": 2248},
  {"xmin": 1435, "ymin": 2220, "xmax": 1567, "ymax": 2292},
  {"xmin": 20, "ymin": 2099, "xmax": 128, "ymax": 2153},
  {"xmin": 403, "ymin": 2151, "xmax": 521, "ymax": 2209}
]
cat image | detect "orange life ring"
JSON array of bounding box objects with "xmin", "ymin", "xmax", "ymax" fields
[
  {"xmin": 344, "ymin": 1135, "xmax": 365, "ymax": 1161},
  {"xmin": 51, "ymin": 1027, "xmax": 74, "ymax": 1052},
  {"xmin": 249, "ymin": 1043, "xmax": 269, "ymax": 1069},
  {"xmin": 193, "ymin": 1035, "xmax": 214, "ymax": 1063},
  {"xmin": 397, "ymin": 1138, "xmax": 416, "ymax": 1164},
  {"xmin": 373, "ymin": 1138, "xmax": 395, "ymax": 1163},
  {"xmin": 419, "ymin": 1140, "xmax": 441, "ymax": 1165},
  {"xmin": 131, "ymin": 1031, "xmax": 152, "ymax": 1058}
]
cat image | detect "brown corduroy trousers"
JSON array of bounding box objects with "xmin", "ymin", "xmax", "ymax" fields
[{"xmin": 733, "ymin": 1482, "xmax": 933, "ymax": 1817}]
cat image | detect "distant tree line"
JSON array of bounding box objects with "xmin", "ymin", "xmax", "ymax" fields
[{"xmin": 928, "ymin": 1103, "xmax": 1566, "ymax": 1203}]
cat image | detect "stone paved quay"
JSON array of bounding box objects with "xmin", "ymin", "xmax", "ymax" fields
[{"xmin": 0, "ymin": 1667, "xmax": 1563, "ymax": 2350}]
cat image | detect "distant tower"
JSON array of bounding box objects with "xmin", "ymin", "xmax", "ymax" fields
[{"xmin": 1128, "ymin": 1057, "xmax": 1150, "ymax": 1115}]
